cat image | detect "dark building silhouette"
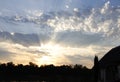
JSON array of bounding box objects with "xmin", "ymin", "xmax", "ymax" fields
[{"xmin": 95, "ymin": 46, "xmax": 120, "ymax": 82}]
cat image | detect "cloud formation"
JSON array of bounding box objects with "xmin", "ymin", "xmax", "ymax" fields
[{"xmin": 0, "ymin": 1, "xmax": 119, "ymax": 68}]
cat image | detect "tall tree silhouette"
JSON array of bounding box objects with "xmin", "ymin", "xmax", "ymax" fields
[{"xmin": 94, "ymin": 55, "xmax": 99, "ymax": 82}]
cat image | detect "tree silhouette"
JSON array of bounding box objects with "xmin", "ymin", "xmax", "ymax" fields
[
  {"xmin": 94, "ymin": 55, "xmax": 99, "ymax": 82},
  {"xmin": 0, "ymin": 62, "xmax": 93, "ymax": 82}
]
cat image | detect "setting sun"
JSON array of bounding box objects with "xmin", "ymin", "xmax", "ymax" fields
[
  {"xmin": 39, "ymin": 42, "xmax": 63, "ymax": 55},
  {"xmin": 36, "ymin": 42, "xmax": 65, "ymax": 65}
]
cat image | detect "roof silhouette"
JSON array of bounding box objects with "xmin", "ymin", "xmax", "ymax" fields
[{"xmin": 99, "ymin": 46, "xmax": 120, "ymax": 68}]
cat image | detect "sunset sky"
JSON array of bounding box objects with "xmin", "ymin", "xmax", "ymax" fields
[{"xmin": 0, "ymin": 0, "xmax": 120, "ymax": 68}]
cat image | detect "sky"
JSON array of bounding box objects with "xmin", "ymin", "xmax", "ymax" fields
[{"xmin": 0, "ymin": 0, "xmax": 120, "ymax": 68}]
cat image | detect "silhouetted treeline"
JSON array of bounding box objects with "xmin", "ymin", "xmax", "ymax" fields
[{"xmin": 0, "ymin": 62, "xmax": 94, "ymax": 82}]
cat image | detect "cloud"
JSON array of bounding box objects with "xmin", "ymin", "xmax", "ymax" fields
[
  {"xmin": 0, "ymin": 31, "xmax": 40, "ymax": 46},
  {"xmin": 0, "ymin": 1, "xmax": 119, "ymax": 68},
  {"xmin": 65, "ymin": 55, "xmax": 93, "ymax": 67},
  {"xmin": 0, "ymin": 38, "xmax": 114, "ymax": 68},
  {"xmin": 0, "ymin": 2, "xmax": 119, "ymax": 36},
  {"xmin": 0, "ymin": 42, "xmax": 49, "ymax": 65},
  {"xmin": 0, "ymin": 47, "xmax": 14, "ymax": 62},
  {"xmin": 54, "ymin": 30, "xmax": 103, "ymax": 47},
  {"xmin": 0, "ymin": 4, "xmax": 119, "ymax": 36}
]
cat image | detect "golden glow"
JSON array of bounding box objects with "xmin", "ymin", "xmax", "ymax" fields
[
  {"xmin": 0, "ymin": 42, "xmax": 101, "ymax": 68},
  {"xmin": 35, "ymin": 42, "xmax": 97, "ymax": 67},
  {"xmin": 38, "ymin": 56, "xmax": 52, "ymax": 65},
  {"xmin": 36, "ymin": 42, "xmax": 64, "ymax": 65}
]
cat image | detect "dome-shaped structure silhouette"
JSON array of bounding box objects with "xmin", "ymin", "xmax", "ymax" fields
[
  {"xmin": 99, "ymin": 46, "xmax": 120, "ymax": 68},
  {"xmin": 96, "ymin": 46, "xmax": 120, "ymax": 82}
]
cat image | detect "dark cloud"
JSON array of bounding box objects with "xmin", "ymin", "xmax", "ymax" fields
[
  {"xmin": 65, "ymin": 54, "xmax": 93, "ymax": 67},
  {"xmin": 66, "ymin": 55, "xmax": 93, "ymax": 62},
  {"xmin": 0, "ymin": 31, "xmax": 40, "ymax": 46},
  {"xmin": 0, "ymin": 48, "xmax": 13, "ymax": 56},
  {"xmin": 55, "ymin": 30, "xmax": 103, "ymax": 47},
  {"xmin": 27, "ymin": 50, "xmax": 49, "ymax": 56},
  {"xmin": 0, "ymin": 31, "xmax": 51, "ymax": 47},
  {"xmin": 0, "ymin": 48, "xmax": 14, "ymax": 61}
]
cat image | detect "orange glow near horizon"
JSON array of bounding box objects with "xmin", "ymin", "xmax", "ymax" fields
[
  {"xmin": 33, "ymin": 42, "xmax": 96, "ymax": 68},
  {"xmin": 0, "ymin": 41, "xmax": 105, "ymax": 68}
]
